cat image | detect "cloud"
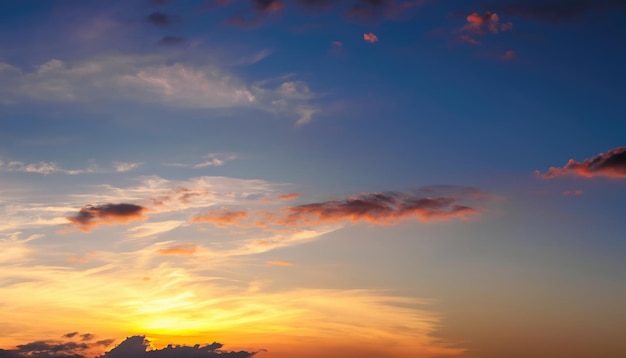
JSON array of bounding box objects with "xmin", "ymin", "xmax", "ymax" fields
[
  {"xmin": 463, "ymin": 12, "xmax": 513, "ymax": 34},
  {"xmin": 278, "ymin": 193, "xmax": 300, "ymax": 201},
  {"xmin": 127, "ymin": 220, "xmax": 185, "ymax": 239},
  {"xmin": 332, "ymin": 41, "xmax": 343, "ymax": 47},
  {"xmin": 66, "ymin": 203, "xmax": 147, "ymax": 232},
  {"xmin": 113, "ymin": 162, "xmax": 142, "ymax": 173},
  {"xmin": 267, "ymin": 260, "xmax": 294, "ymax": 266},
  {"xmin": 0, "ymin": 57, "xmax": 317, "ymax": 124},
  {"xmin": 494, "ymin": 0, "xmax": 626, "ymax": 22},
  {"xmin": 191, "ymin": 209, "xmax": 249, "ymax": 228},
  {"xmin": 277, "ymin": 191, "xmax": 479, "ymax": 226},
  {"xmin": 347, "ymin": 0, "xmax": 424, "ymax": 20},
  {"xmin": 157, "ymin": 243, "xmax": 198, "ymax": 256},
  {"xmin": 145, "ymin": 11, "xmax": 182, "ymax": 27},
  {"xmin": 539, "ymin": 147, "xmax": 626, "ymax": 179},
  {"xmin": 459, "ymin": 35, "xmax": 480, "ymax": 45},
  {"xmin": 563, "ymin": 190, "xmax": 584, "ymax": 196},
  {"xmin": 363, "ymin": 32, "xmax": 378, "ymax": 43},
  {"xmin": 0, "ymin": 336, "xmax": 254, "ymax": 358},
  {"xmin": 252, "ymin": 0, "xmax": 285, "ymax": 13}
]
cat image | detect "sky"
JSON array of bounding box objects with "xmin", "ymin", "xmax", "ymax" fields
[{"xmin": 0, "ymin": 0, "xmax": 625, "ymax": 357}]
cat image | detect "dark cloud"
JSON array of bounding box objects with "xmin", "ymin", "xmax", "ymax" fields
[
  {"xmin": 251, "ymin": 0, "xmax": 284, "ymax": 12},
  {"xmin": 1, "ymin": 336, "xmax": 256, "ymax": 358},
  {"xmin": 157, "ymin": 36, "xmax": 185, "ymax": 45},
  {"xmin": 493, "ymin": 0, "xmax": 626, "ymax": 22},
  {"xmin": 539, "ymin": 147, "xmax": 626, "ymax": 179},
  {"xmin": 66, "ymin": 203, "xmax": 147, "ymax": 232},
  {"xmin": 145, "ymin": 11, "xmax": 182, "ymax": 27},
  {"xmin": 79, "ymin": 334, "xmax": 94, "ymax": 342},
  {"xmin": 276, "ymin": 189, "xmax": 480, "ymax": 226},
  {"xmin": 150, "ymin": 0, "xmax": 170, "ymax": 5},
  {"xmin": 296, "ymin": 0, "xmax": 334, "ymax": 8},
  {"xmin": 63, "ymin": 333, "xmax": 79, "ymax": 339},
  {"xmin": 346, "ymin": 0, "xmax": 423, "ymax": 20},
  {"xmin": 103, "ymin": 336, "xmax": 255, "ymax": 358}
]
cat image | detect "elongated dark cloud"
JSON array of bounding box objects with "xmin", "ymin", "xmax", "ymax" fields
[
  {"xmin": 66, "ymin": 203, "xmax": 147, "ymax": 232},
  {"xmin": 145, "ymin": 11, "xmax": 181, "ymax": 27},
  {"xmin": 104, "ymin": 336, "xmax": 255, "ymax": 358},
  {"xmin": 278, "ymin": 191, "xmax": 478, "ymax": 226},
  {"xmin": 539, "ymin": 147, "xmax": 626, "ymax": 179},
  {"xmin": 0, "ymin": 336, "xmax": 255, "ymax": 358},
  {"xmin": 493, "ymin": 0, "xmax": 626, "ymax": 22}
]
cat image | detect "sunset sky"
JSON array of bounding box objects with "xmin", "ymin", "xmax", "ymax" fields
[{"xmin": 0, "ymin": 1, "xmax": 625, "ymax": 357}]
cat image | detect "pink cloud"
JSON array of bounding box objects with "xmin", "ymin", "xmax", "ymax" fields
[
  {"xmin": 332, "ymin": 41, "xmax": 343, "ymax": 47},
  {"xmin": 463, "ymin": 12, "xmax": 513, "ymax": 34},
  {"xmin": 539, "ymin": 147, "xmax": 626, "ymax": 179},
  {"xmin": 459, "ymin": 35, "xmax": 480, "ymax": 45},
  {"xmin": 363, "ymin": 32, "xmax": 378, "ymax": 43}
]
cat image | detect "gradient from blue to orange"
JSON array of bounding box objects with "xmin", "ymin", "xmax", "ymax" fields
[{"xmin": 0, "ymin": 1, "xmax": 625, "ymax": 357}]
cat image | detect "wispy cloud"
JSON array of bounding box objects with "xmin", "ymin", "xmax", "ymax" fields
[
  {"xmin": 538, "ymin": 147, "xmax": 626, "ymax": 179},
  {"xmin": 157, "ymin": 243, "xmax": 198, "ymax": 256},
  {"xmin": 191, "ymin": 209, "xmax": 249, "ymax": 228},
  {"xmin": 267, "ymin": 259, "xmax": 294, "ymax": 266},
  {"xmin": 0, "ymin": 57, "xmax": 318, "ymax": 125}
]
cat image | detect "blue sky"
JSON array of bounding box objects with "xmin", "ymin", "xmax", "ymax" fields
[{"xmin": 0, "ymin": 1, "xmax": 625, "ymax": 357}]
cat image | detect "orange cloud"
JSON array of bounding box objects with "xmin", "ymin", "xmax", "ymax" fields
[
  {"xmin": 66, "ymin": 203, "xmax": 146, "ymax": 232},
  {"xmin": 363, "ymin": 32, "xmax": 378, "ymax": 43},
  {"xmin": 539, "ymin": 147, "xmax": 626, "ymax": 179},
  {"xmin": 157, "ymin": 243, "xmax": 198, "ymax": 256},
  {"xmin": 191, "ymin": 208, "xmax": 249, "ymax": 227},
  {"xmin": 67, "ymin": 257, "xmax": 89, "ymax": 263},
  {"xmin": 276, "ymin": 192, "xmax": 478, "ymax": 226},
  {"xmin": 463, "ymin": 12, "xmax": 512, "ymax": 34},
  {"xmin": 267, "ymin": 260, "xmax": 294, "ymax": 266},
  {"xmin": 278, "ymin": 192, "xmax": 300, "ymax": 201}
]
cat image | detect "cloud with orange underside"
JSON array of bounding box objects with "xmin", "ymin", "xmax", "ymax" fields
[
  {"xmin": 66, "ymin": 203, "xmax": 147, "ymax": 232},
  {"xmin": 157, "ymin": 243, "xmax": 198, "ymax": 256},
  {"xmin": 190, "ymin": 208, "xmax": 249, "ymax": 228},
  {"xmin": 277, "ymin": 192, "xmax": 478, "ymax": 226},
  {"xmin": 463, "ymin": 12, "xmax": 512, "ymax": 34},
  {"xmin": 538, "ymin": 147, "xmax": 626, "ymax": 179}
]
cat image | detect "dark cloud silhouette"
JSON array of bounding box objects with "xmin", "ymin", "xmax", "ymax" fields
[
  {"xmin": 1, "ymin": 336, "xmax": 256, "ymax": 358},
  {"xmin": 347, "ymin": 0, "xmax": 423, "ymax": 20},
  {"xmin": 158, "ymin": 36, "xmax": 185, "ymax": 45},
  {"xmin": 493, "ymin": 0, "xmax": 626, "ymax": 22},
  {"xmin": 66, "ymin": 203, "xmax": 147, "ymax": 232},
  {"xmin": 539, "ymin": 147, "xmax": 626, "ymax": 179},
  {"xmin": 145, "ymin": 11, "xmax": 182, "ymax": 27},
  {"xmin": 103, "ymin": 336, "xmax": 255, "ymax": 358},
  {"xmin": 63, "ymin": 333, "xmax": 79, "ymax": 339}
]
